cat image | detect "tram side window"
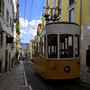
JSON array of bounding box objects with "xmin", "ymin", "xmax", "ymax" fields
[
  {"xmin": 36, "ymin": 42, "xmax": 40, "ymax": 57},
  {"xmin": 34, "ymin": 44, "xmax": 37, "ymax": 58},
  {"xmin": 44, "ymin": 36, "xmax": 46, "ymax": 56},
  {"xmin": 40, "ymin": 36, "xmax": 46, "ymax": 56},
  {"xmin": 42, "ymin": 36, "xmax": 44, "ymax": 56},
  {"xmin": 60, "ymin": 34, "xmax": 73, "ymax": 58},
  {"xmin": 75, "ymin": 35, "xmax": 79, "ymax": 57},
  {"xmin": 40, "ymin": 37, "xmax": 43, "ymax": 55},
  {"xmin": 48, "ymin": 34, "xmax": 58, "ymax": 58}
]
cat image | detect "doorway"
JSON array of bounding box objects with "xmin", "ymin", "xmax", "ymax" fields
[
  {"xmin": 0, "ymin": 60, "xmax": 2, "ymax": 74},
  {"xmin": 5, "ymin": 50, "xmax": 8, "ymax": 72},
  {"xmin": 9, "ymin": 53, "xmax": 11, "ymax": 70}
]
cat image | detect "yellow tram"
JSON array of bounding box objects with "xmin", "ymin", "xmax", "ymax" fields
[{"xmin": 34, "ymin": 22, "xmax": 80, "ymax": 79}]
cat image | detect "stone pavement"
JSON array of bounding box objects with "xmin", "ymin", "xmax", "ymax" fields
[
  {"xmin": 80, "ymin": 71, "xmax": 90, "ymax": 84},
  {"xmin": 0, "ymin": 61, "xmax": 32, "ymax": 90}
]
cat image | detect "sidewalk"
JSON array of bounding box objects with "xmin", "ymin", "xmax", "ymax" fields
[
  {"xmin": 80, "ymin": 71, "xmax": 90, "ymax": 84},
  {"xmin": 0, "ymin": 61, "xmax": 32, "ymax": 90}
]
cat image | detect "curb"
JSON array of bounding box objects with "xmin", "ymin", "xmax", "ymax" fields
[{"xmin": 80, "ymin": 78, "xmax": 90, "ymax": 85}]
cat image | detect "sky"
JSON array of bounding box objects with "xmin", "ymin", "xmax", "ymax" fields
[{"xmin": 19, "ymin": 0, "xmax": 45, "ymax": 43}]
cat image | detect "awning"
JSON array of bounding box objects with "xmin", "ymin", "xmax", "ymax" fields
[
  {"xmin": 0, "ymin": 17, "xmax": 6, "ymax": 32},
  {"xmin": 0, "ymin": 17, "xmax": 7, "ymax": 24}
]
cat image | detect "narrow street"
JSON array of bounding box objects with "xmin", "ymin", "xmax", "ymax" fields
[{"xmin": 24, "ymin": 61, "xmax": 90, "ymax": 90}]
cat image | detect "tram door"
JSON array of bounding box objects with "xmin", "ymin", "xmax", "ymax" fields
[{"xmin": 5, "ymin": 50, "xmax": 8, "ymax": 72}]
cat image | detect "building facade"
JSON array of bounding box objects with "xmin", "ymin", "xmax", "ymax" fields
[
  {"xmin": 0, "ymin": 0, "xmax": 18, "ymax": 75},
  {"xmin": 43, "ymin": 0, "xmax": 90, "ymax": 72},
  {"xmin": 29, "ymin": 23, "xmax": 43, "ymax": 62},
  {"xmin": 16, "ymin": 1, "xmax": 20, "ymax": 63}
]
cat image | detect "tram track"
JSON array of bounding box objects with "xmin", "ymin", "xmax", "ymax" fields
[
  {"xmin": 23, "ymin": 61, "xmax": 51, "ymax": 90},
  {"xmin": 23, "ymin": 61, "xmax": 90, "ymax": 90}
]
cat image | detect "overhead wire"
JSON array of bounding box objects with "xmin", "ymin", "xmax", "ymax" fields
[
  {"xmin": 24, "ymin": 0, "xmax": 26, "ymax": 21},
  {"xmin": 29, "ymin": 0, "xmax": 33, "ymax": 21},
  {"xmin": 24, "ymin": 0, "xmax": 27, "ymax": 43},
  {"xmin": 37, "ymin": 0, "xmax": 44, "ymax": 19},
  {"xmin": 27, "ymin": 0, "xmax": 33, "ymax": 29}
]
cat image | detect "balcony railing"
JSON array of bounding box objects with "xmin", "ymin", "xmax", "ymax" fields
[{"xmin": 43, "ymin": 6, "xmax": 61, "ymax": 22}]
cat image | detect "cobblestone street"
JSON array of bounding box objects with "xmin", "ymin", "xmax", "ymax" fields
[
  {"xmin": 24, "ymin": 61, "xmax": 90, "ymax": 90},
  {"xmin": 0, "ymin": 61, "xmax": 90, "ymax": 90}
]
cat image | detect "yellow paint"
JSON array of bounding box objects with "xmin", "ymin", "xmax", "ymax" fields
[
  {"xmin": 34, "ymin": 56, "xmax": 80, "ymax": 79},
  {"xmin": 44, "ymin": 0, "xmax": 89, "ymax": 26},
  {"xmin": 81, "ymin": 0, "xmax": 89, "ymax": 25},
  {"xmin": 75, "ymin": 0, "xmax": 80, "ymax": 24},
  {"xmin": 60, "ymin": 0, "xmax": 68, "ymax": 21},
  {"xmin": 60, "ymin": 0, "xmax": 89, "ymax": 25},
  {"xmin": 75, "ymin": 0, "xmax": 89, "ymax": 25}
]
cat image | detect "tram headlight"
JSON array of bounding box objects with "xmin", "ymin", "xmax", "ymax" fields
[
  {"xmin": 51, "ymin": 63, "xmax": 56, "ymax": 70},
  {"xmin": 64, "ymin": 66, "xmax": 71, "ymax": 73}
]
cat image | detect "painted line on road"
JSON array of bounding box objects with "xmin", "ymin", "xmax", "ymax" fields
[
  {"xmin": 28, "ymin": 61, "xmax": 34, "ymax": 65},
  {"xmin": 23, "ymin": 62, "xmax": 32, "ymax": 90},
  {"xmin": 24, "ymin": 70, "xmax": 28, "ymax": 86}
]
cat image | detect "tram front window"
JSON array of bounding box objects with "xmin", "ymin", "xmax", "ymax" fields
[
  {"xmin": 48, "ymin": 34, "xmax": 58, "ymax": 58},
  {"xmin": 60, "ymin": 34, "xmax": 73, "ymax": 58}
]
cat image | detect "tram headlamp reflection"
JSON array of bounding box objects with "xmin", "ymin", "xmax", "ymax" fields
[{"xmin": 51, "ymin": 63, "xmax": 56, "ymax": 70}]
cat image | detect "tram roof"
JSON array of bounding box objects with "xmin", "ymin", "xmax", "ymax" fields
[
  {"xmin": 45, "ymin": 22, "xmax": 79, "ymax": 27},
  {"xmin": 43, "ymin": 22, "xmax": 80, "ymax": 35},
  {"xmin": 36, "ymin": 22, "xmax": 80, "ymax": 42}
]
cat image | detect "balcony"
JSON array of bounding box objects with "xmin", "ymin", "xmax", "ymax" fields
[{"xmin": 43, "ymin": 8, "xmax": 61, "ymax": 22}]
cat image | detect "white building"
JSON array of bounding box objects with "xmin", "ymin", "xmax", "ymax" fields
[{"xmin": 0, "ymin": 0, "xmax": 18, "ymax": 75}]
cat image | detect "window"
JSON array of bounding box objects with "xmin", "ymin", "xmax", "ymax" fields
[
  {"xmin": 11, "ymin": 23, "xmax": 14, "ymax": 32},
  {"xmin": 46, "ymin": 0, "xmax": 48, "ymax": 6},
  {"xmin": 60, "ymin": 34, "xmax": 73, "ymax": 58},
  {"xmin": 0, "ymin": 33, "xmax": 3, "ymax": 45},
  {"xmin": 58, "ymin": 0, "xmax": 61, "ymax": 15},
  {"xmin": 75, "ymin": 35, "xmax": 79, "ymax": 57},
  {"xmin": 42, "ymin": 36, "xmax": 44, "ymax": 55},
  {"xmin": 40, "ymin": 37, "xmax": 43, "ymax": 55},
  {"xmin": 69, "ymin": 8, "xmax": 75, "ymax": 22},
  {"xmin": 51, "ymin": 9, "xmax": 53, "ymax": 19},
  {"xmin": 44, "ymin": 36, "xmax": 46, "ymax": 56},
  {"xmin": 10, "ymin": 18, "xmax": 12, "ymax": 26},
  {"xmin": 69, "ymin": 0, "xmax": 75, "ymax": 5},
  {"xmin": 36, "ymin": 42, "xmax": 40, "ymax": 58},
  {"xmin": 0, "ymin": 0, "xmax": 4, "ymax": 17},
  {"xmin": 48, "ymin": 34, "xmax": 58, "ymax": 58},
  {"xmin": 40, "ymin": 36, "xmax": 46, "ymax": 56},
  {"xmin": 7, "ymin": 10, "xmax": 9, "ymax": 22}
]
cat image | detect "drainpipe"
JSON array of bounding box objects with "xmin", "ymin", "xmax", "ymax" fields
[
  {"xmin": 79, "ymin": 0, "xmax": 82, "ymax": 35},
  {"xmin": 79, "ymin": 0, "xmax": 82, "ymax": 66}
]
